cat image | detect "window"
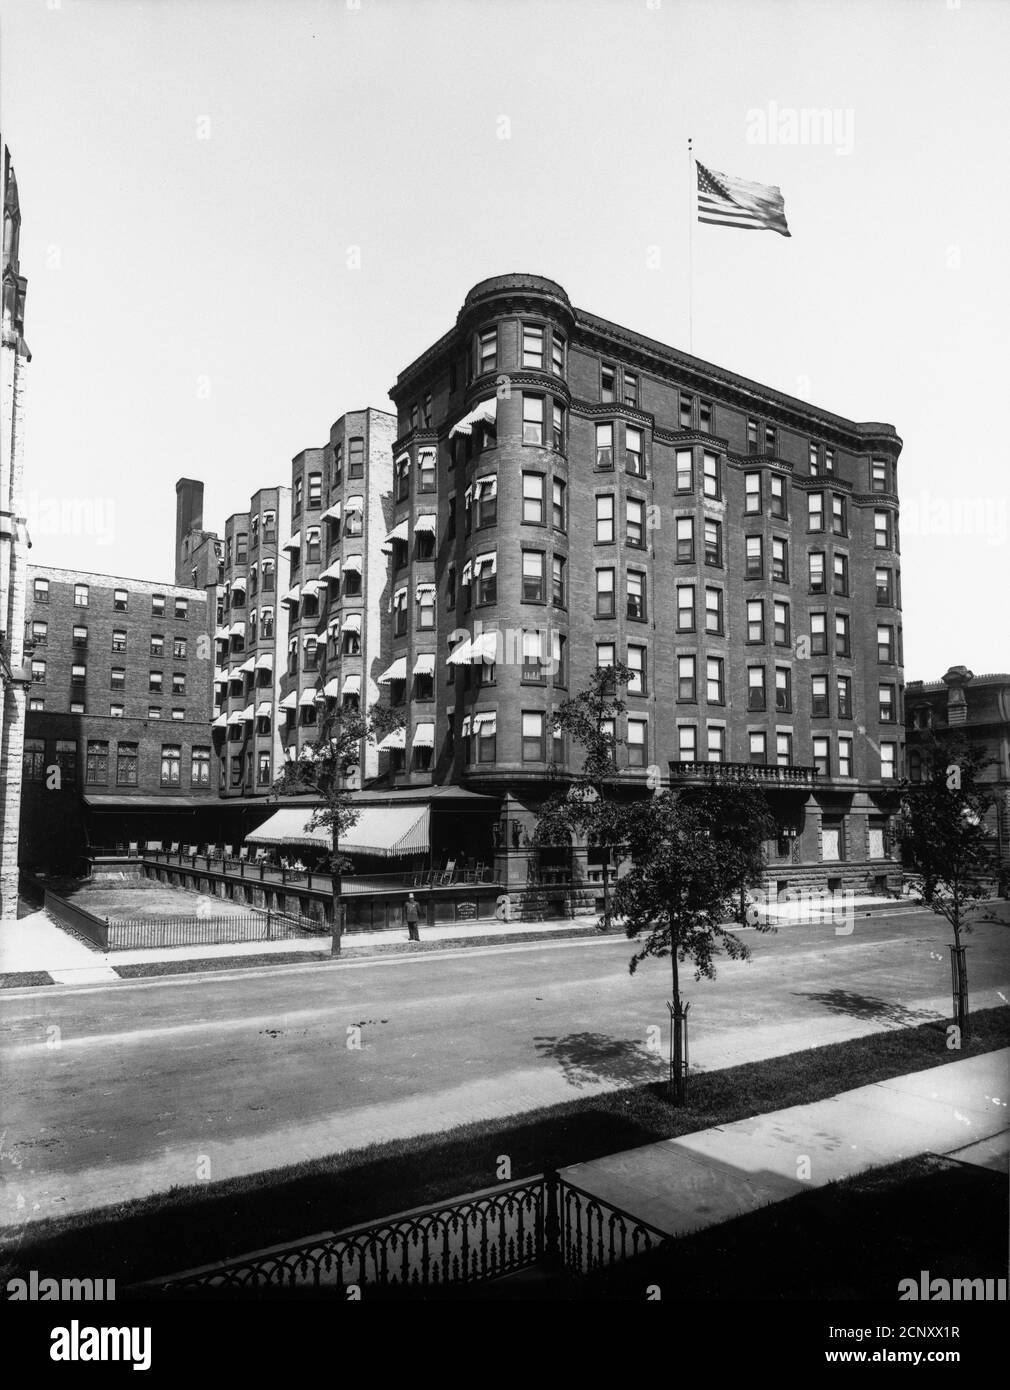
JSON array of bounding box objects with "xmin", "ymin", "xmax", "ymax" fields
[
  {"xmin": 875, "ymin": 567, "xmax": 893, "ymax": 605},
  {"xmin": 263, "ymin": 511, "xmax": 277, "ymax": 543},
  {"xmin": 149, "ymin": 706, "xmax": 163, "ymax": 719},
  {"xmin": 552, "ymin": 478, "xmax": 566, "ymax": 531},
  {"xmin": 880, "ymin": 743, "xmax": 897, "ymax": 780},
  {"xmin": 596, "ymin": 567, "xmax": 615, "ymax": 617},
  {"xmin": 813, "ymin": 738, "xmax": 830, "ymax": 777},
  {"xmin": 764, "ymin": 424, "xmax": 776, "ymax": 454},
  {"xmin": 703, "ymin": 519, "xmax": 721, "ymax": 566},
  {"xmin": 626, "ymin": 426, "xmax": 643, "ymax": 476},
  {"xmin": 627, "ymin": 644, "xmax": 646, "ymax": 695},
  {"xmin": 229, "ymin": 755, "xmax": 243, "ymax": 788},
  {"xmin": 551, "ymin": 333, "xmax": 565, "ymax": 375},
  {"xmin": 627, "ymin": 570, "xmax": 646, "ymax": 620},
  {"xmin": 160, "ymin": 745, "xmax": 181, "ymax": 787},
  {"xmin": 698, "ymin": 400, "xmax": 712, "ymax": 432},
  {"xmin": 34, "ymin": 577, "xmax": 49, "ymax": 603},
  {"xmin": 773, "ymin": 601, "xmax": 790, "ymax": 646},
  {"xmin": 523, "ymin": 472, "xmax": 545, "ymax": 523},
  {"xmin": 833, "ymin": 553, "xmax": 848, "ymax": 596},
  {"xmin": 150, "ymin": 634, "xmax": 164, "ymax": 657},
  {"xmin": 675, "ymin": 449, "xmax": 693, "ymax": 491},
  {"xmin": 29, "ymin": 697, "xmax": 44, "ymax": 711},
  {"xmin": 772, "ymin": 538, "xmax": 788, "ymax": 583},
  {"xmin": 261, "ymin": 561, "xmax": 275, "ymax": 593},
  {"xmin": 749, "ymin": 732, "xmax": 767, "ymax": 766},
  {"xmin": 808, "ymin": 552, "xmax": 825, "ymax": 594},
  {"xmin": 174, "ymin": 637, "xmax": 188, "ymax": 660},
  {"xmin": 171, "ymin": 708, "xmax": 185, "ymax": 722},
  {"xmin": 109, "ymin": 703, "xmax": 123, "ymax": 718},
  {"xmin": 82, "ymin": 739, "xmax": 109, "ymax": 787},
  {"xmin": 553, "ymin": 631, "xmax": 566, "ymax": 687},
  {"xmin": 879, "ymin": 684, "xmax": 895, "ymax": 723},
  {"xmin": 835, "ymin": 613, "xmax": 850, "ymax": 657},
  {"xmin": 595, "ymin": 422, "xmax": 614, "ymax": 470},
  {"xmin": 395, "ymin": 454, "xmax": 410, "ymax": 502},
  {"xmin": 745, "ymin": 536, "xmax": 763, "ymax": 579},
  {"xmin": 235, "ymin": 532, "xmax": 248, "ymax": 563},
  {"xmin": 831, "ymin": 495, "xmax": 847, "ymax": 536},
  {"xmin": 32, "ymin": 620, "xmax": 48, "ymax": 646},
  {"xmin": 596, "ymin": 494, "xmax": 615, "ymax": 544},
  {"xmin": 601, "ymin": 363, "xmax": 616, "ymax": 403},
  {"xmin": 809, "ymin": 442, "xmax": 820, "ymax": 476},
  {"xmin": 874, "ymin": 510, "xmax": 890, "ymax": 548},
  {"xmin": 679, "ymin": 394, "xmax": 693, "ymax": 428},
  {"xmin": 475, "ymin": 556, "xmax": 497, "ymax": 606},
  {"xmin": 626, "ymin": 498, "xmax": 645, "ymax": 547},
  {"xmin": 55, "ymin": 739, "xmax": 78, "ymax": 783},
  {"xmin": 552, "ymin": 555, "xmax": 566, "ymax": 607},
  {"xmin": 770, "ymin": 475, "xmax": 786, "ymax": 519},
  {"xmin": 702, "ymin": 452, "xmax": 720, "ymax": 499},
  {"xmin": 705, "ymin": 587, "xmax": 723, "ymax": 635},
  {"xmin": 677, "ymin": 585, "xmax": 695, "ymax": 632},
  {"xmin": 149, "ymin": 671, "xmax": 163, "ymax": 692},
  {"xmin": 808, "ymin": 493, "xmax": 824, "ymax": 531},
  {"xmin": 746, "ymin": 419, "xmax": 759, "ymax": 454},
  {"xmin": 838, "ymin": 736, "xmax": 853, "ymax": 777},
  {"xmin": 747, "ymin": 599, "xmax": 765, "ymax": 643},
  {"xmin": 111, "ymin": 667, "xmax": 125, "ymax": 690},
  {"xmin": 775, "ymin": 667, "xmax": 792, "ymax": 713},
  {"xmin": 71, "ymin": 663, "xmax": 86, "ymax": 686},
  {"xmin": 810, "ymin": 612, "xmax": 827, "ymax": 655},
  {"xmin": 31, "ymin": 658, "xmax": 46, "ymax": 684},
  {"xmin": 478, "ymin": 327, "xmax": 497, "ymax": 374},
  {"xmin": 152, "ymin": 593, "xmax": 165, "ymax": 617},
  {"xmin": 872, "ymin": 459, "xmax": 888, "ymax": 493},
  {"xmin": 706, "ymin": 657, "xmax": 724, "ymax": 704},
  {"xmin": 839, "ymin": 672, "xmax": 855, "ymax": 717},
  {"xmin": 522, "ymin": 324, "xmax": 544, "ymax": 369},
  {"xmin": 348, "ymin": 437, "xmax": 365, "ymax": 478},
  {"xmin": 676, "ymin": 517, "xmax": 694, "ymax": 562},
  {"xmin": 597, "ymin": 643, "xmax": 617, "ymax": 676},
  {"xmin": 70, "ymin": 701, "xmax": 85, "ymax": 715},
  {"xmin": 477, "ymin": 716, "xmax": 497, "ymax": 763},
  {"xmin": 306, "ymin": 527, "xmax": 321, "ymax": 562},
  {"xmin": 23, "ymin": 738, "xmax": 46, "ymax": 782},
  {"xmin": 522, "ymin": 711, "xmax": 545, "ymax": 762},
  {"xmin": 812, "ymin": 674, "xmax": 830, "ymax": 717},
  {"xmin": 256, "ymin": 752, "xmax": 271, "ymax": 786},
  {"xmin": 552, "ymin": 403, "xmax": 565, "ymax": 453},
  {"xmin": 877, "ymin": 623, "xmax": 894, "ymax": 663},
  {"xmin": 776, "ymin": 734, "xmax": 792, "ymax": 767},
  {"xmin": 627, "ymin": 718, "xmax": 646, "ymax": 767},
  {"xmin": 74, "ymin": 583, "xmax": 89, "ymax": 607},
  {"xmin": 745, "ymin": 473, "xmax": 761, "ymax": 514},
  {"xmin": 418, "ymin": 448, "xmax": 436, "ymax": 493},
  {"xmin": 523, "ymin": 551, "xmax": 546, "ymax": 603},
  {"xmin": 293, "ymin": 476, "xmax": 303, "ymax": 515},
  {"xmin": 824, "ymin": 448, "xmax": 835, "ymax": 474},
  {"xmin": 113, "ymin": 588, "xmax": 128, "ymax": 612},
  {"xmin": 307, "ymin": 472, "xmax": 322, "ymax": 509},
  {"xmin": 678, "ymin": 726, "xmax": 697, "ymax": 761},
  {"xmin": 748, "ymin": 666, "xmax": 766, "ymax": 711},
  {"xmin": 522, "ymin": 394, "xmax": 544, "ymax": 445},
  {"xmin": 174, "ymin": 598, "xmax": 188, "ymax": 620},
  {"xmin": 707, "ymin": 726, "xmax": 725, "ymax": 763}
]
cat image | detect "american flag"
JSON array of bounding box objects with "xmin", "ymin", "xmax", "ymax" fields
[{"xmin": 696, "ymin": 161, "xmax": 791, "ymax": 237}]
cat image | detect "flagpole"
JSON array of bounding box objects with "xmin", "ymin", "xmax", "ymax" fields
[{"xmin": 687, "ymin": 136, "xmax": 694, "ymax": 353}]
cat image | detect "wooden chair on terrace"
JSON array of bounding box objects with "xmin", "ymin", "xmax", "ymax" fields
[
  {"xmin": 169, "ymin": 842, "xmax": 181, "ymax": 855},
  {"xmin": 128, "ymin": 842, "xmax": 139, "ymax": 858}
]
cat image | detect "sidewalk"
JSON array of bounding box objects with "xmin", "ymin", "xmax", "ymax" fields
[
  {"xmin": 561, "ymin": 1050, "xmax": 1010, "ymax": 1242},
  {"xmin": 0, "ymin": 893, "xmax": 924, "ymax": 988}
]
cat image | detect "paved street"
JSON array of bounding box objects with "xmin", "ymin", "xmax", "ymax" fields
[{"xmin": 1, "ymin": 908, "xmax": 1008, "ymax": 1226}]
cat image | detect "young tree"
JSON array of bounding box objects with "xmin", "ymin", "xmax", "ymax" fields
[
  {"xmin": 273, "ymin": 702, "xmax": 402, "ymax": 953},
  {"xmin": 614, "ymin": 781, "xmax": 776, "ymax": 1102},
  {"xmin": 897, "ymin": 730, "xmax": 1000, "ymax": 1038},
  {"xmin": 533, "ymin": 663, "xmax": 633, "ymax": 931}
]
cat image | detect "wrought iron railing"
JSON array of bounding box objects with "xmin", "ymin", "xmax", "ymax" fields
[
  {"xmin": 103, "ymin": 912, "xmax": 326, "ymax": 951},
  {"xmin": 669, "ymin": 759, "xmax": 818, "ymax": 786},
  {"xmin": 135, "ymin": 1171, "xmax": 670, "ymax": 1296}
]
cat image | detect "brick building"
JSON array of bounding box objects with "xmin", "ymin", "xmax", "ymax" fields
[
  {"xmin": 19, "ymin": 565, "xmax": 219, "ymax": 868},
  {"xmin": 1, "ymin": 141, "xmax": 31, "ymax": 919},
  {"xmin": 905, "ymin": 665, "xmax": 1010, "ymax": 873},
  {"xmin": 384, "ymin": 272, "xmax": 906, "ymax": 901}
]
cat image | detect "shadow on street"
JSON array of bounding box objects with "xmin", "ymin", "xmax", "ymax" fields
[
  {"xmin": 533, "ymin": 1031, "xmax": 664, "ymax": 1088},
  {"xmin": 793, "ymin": 988, "xmax": 939, "ymax": 1028}
]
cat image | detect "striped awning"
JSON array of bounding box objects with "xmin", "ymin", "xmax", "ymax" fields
[
  {"xmin": 345, "ymin": 495, "xmax": 363, "ymax": 514},
  {"xmin": 474, "ymin": 552, "xmax": 497, "ymax": 574},
  {"xmin": 379, "ymin": 657, "xmax": 407, "ymax": 684},
  {"xmin": 299, "ymin": 688, "xmax": 319, "ymax": 706},
  {"xmin": 411, "ymin": 722, "xmax": 435, "ymax": 749},
  {"xmin": 245, "ymin": 803, "xmax": 430, "ymax": 858},
  {"xmin": 342, "ymin": 554, "xmax": 362, "ymax": 573},
  {"xmin": 239, "ymin": 657, "xmax": 255, "ymax": 673},
  {"xmin": 282, "ymin": 532, "xmax": 301, "ymax": 552},
  {"xmin": 343, "ymin": 674, "xmax": 361, "ymax": 695},
  {"xmin": 413, "ymin": 653, "xmax": 435, "ymax": 676},
  {"xmin": 321, "ymin": 501, "xmax": 342, "ymax": 522},
  {"xmin": 473, "ymin": 711, "xmax": 497, "ymax": 733},
  {"xmin": 255, "ymin": 702, "xmax": 272, "ymax": 718},
  {"xmin": 301, "ymin": 579, "xmax": 322, "ymax": 599},
  {"xmin": 342, "ymin": 612, "xmax": 362, "ymax": 633},
  {"xmin": 320, "ymin": 562, "xmax": 342, "ymax": 581},
  {"xmin": 211, "ymin": 713, "xmax": 228, "ymax": 729},
  {"xmin": 323, "ymin": 677, "xmax": 341, "ymax": 698},
  {"xmin": 229, "ymin": 621, "xmax": 246, "ymax": 637},
  {"xmin": 241, "ymin": 705, "xmax": 255, "ymax": 721},
  {"xmin": 255, "ymin": 652, "xmax": 274, "ymax": 671},
  {"xmin": 378, "ymin": 728, "xmax": 407, "ymax": 751},
  {"xmin": 450, "ymin": 397, "xmax": 497, "ymax": 438},
  {"xmin": 282, "ymin": 586, "xmax": 301, "ymax": 605},
  {"xmin": 414, "ymin": 514, "xmax": 437, "ymax": 534},
  {"xmin": 279, "ymin": 691, "xmax": 298, "ymax": 710},
  {"xmin": 383, "ymin": 521, "xmax": 409, "ymax": 550},
  {"xmin": 474, "ymin": 475, "xmax": 497, "ymax": 498}
]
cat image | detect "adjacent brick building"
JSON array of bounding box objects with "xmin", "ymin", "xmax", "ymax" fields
[
  {"xmin": 0, "ymin": 141, "xmax": 31, "ymax": 919},
  {"xmin": 385, "ymin": 273, "xmax": 906, "ymax": 900},
  {"xmin": 19, "ymin": 565, "xmax": 219, "ymax": 867}
]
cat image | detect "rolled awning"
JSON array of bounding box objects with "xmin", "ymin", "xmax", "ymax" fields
[
  {"xmin": 342, "ymin": 554, "xmax": 362, "ymax": 573},
  {"xmin": 378, "ymin": 728, "xmax": 407, "ymax": 751},
  {"xmin": 343, "ymin": 674, "xmax": 361, "ymax": 695},
  {"xmin": 282, "ymin": 532, "xmax": 301, "ymax": 551},
  {"xmin": 474, "ymin": 475, "xmax": 497, "ymax": 498},
  {"xmin": 413, "ymin": 653, "xmax": 435, "ymax": 676},
  {"xmin": 474, "ymin": 552, "xmax": 497, "ymax": 574},
  {"xmin": 255, "ymin": 652, "xmax": 274, "ymax": 671},
  {"xmin": 379, "ymin": 656, "xmax": 407, "ymax": 684},
  {"xmin": 415, "ymin": 582, "xmax": 436, "ymax": 598},
  {"xmin": 414, "ymin": 514, "xmax": 437, "ymax": 534},
  {"xmin": 411, "ymin": 722, "xmax": 435, "ymax": 749},
  {"xmin": 450, "ymin": 397, "xmax": 497, "ymax": 438},
  {"xmin": 279, "ymin": 691, "xmax": 298, "ymax": 710},
  {"xmin": 473, "ymin": 711, "xmax": 497, "ymax": 732}
]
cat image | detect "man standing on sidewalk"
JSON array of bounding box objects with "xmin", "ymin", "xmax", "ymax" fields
[{"xmin": 404, "ymin": 892, "xmax": 421, "ymax": 942}]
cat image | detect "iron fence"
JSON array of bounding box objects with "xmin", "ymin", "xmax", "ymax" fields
[
  {"xmin": 104, "ymin": 912, "xmax": 328, "ymax": 951},
  {"xmin": 136, "ymin": 1171, "xmax": 669, "ymax": 1296}
]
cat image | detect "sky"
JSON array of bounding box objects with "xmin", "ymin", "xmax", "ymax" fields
[{"xmin": 1, "ymin": 0, "xmax": 1008, "ymax": 680}]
